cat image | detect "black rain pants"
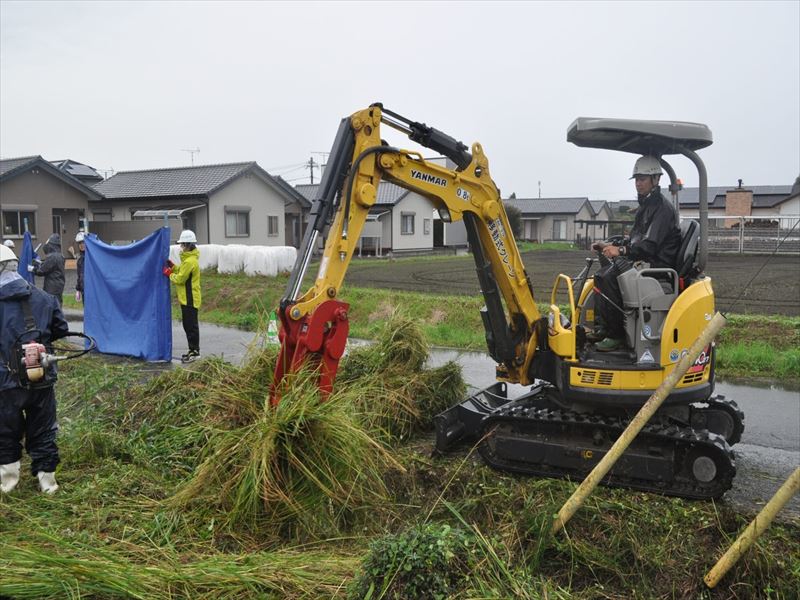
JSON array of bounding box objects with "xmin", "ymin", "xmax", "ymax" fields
[
  {"xmin": 181, "ymin": 304, "xmax": 200, "ymax": 353},
  {"xmin": 0, "ymin": 386, "xmax": 60, "ymax": 474}
]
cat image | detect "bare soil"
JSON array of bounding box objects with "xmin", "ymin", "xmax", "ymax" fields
[{"xmin": 345, "ymin": 249, "xmax": 800, "ymax": 315}]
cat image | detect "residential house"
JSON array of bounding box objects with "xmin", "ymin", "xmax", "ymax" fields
[
  {"xmin": 1, "ymin": 155, "xmax": 103, "ymax": 254},
  {"xmin": 51, "ymin": 159, "xmax": 105, "ymax": 186},
  {"xmin": 676, "ymin": 183, "xmax": 797, "ymax": 227},
  {"xmin": 91, "ymin": 162, "xmax": 309, "ymax": 246},
  {"xmin": 296, "ymin": 181, "xmax": 467, "ymax": 255},
  {"xmin": 503, "ymin": 197, "xmax": 597, "ymax": 243}
]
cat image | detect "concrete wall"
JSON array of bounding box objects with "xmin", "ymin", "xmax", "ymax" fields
[
  {"xmin": 208, "ymin": 174, "xmax": 286, "ymax": 245},
  {"xmin": 89, "ymin": 199, "xmax": 209, "ymax": 244},
  {"xmin": 1, "ymin": 168, "xmax": 90, "ymax": 251}
]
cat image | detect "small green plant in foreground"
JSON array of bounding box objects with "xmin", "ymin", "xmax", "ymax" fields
[{"xmin": 349, "ymin": 523, "xmax": 476, "ymax": 600}]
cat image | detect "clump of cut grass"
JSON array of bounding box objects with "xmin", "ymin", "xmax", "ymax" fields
[
  {"xmin": 171, "ymin": 351, "xmax": 398, "ymax": 539},
  {"xmin": 1, "ymin": 530, "xmax": 357, "ymax": 600},
  {"xmin": 339, "ymin": 312, "xmax": 466, "ymax": 442}
]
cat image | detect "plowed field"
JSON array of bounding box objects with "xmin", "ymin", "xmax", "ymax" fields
[{"xmin": 345, "ymin": 249, "xmax": 800, "ymax": 315}]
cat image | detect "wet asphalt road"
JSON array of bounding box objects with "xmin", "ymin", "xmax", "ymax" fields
[{"xmin": 63, "ymin": 309, "xmax": 799, "ymax": 518}]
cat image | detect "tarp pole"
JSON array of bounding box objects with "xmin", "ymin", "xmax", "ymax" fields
[
  {"xmin": 704, "ymin": 467, "xmax": 800, "ymax": 588},
  {"xmin": 551, "ymin": 312, "xmax": 727, "ymax": 535}
]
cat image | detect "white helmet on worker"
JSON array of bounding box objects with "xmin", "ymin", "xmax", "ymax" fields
[
  {"xmin": 0, "ymin": 245, "xmax": 16, "ymax": 263},
  {"xmin": 3, "ymin": 239, "xmax": 14, "ymax": 249},
  {"xmin": 75, "ymin": 231, "xmax": 85, "ymax": 243},
  {"xmin": 631, "ymin": 155, "xmax": 663, "ymax": 179},
  {"xmin": 0, "ymin": 244, "xmax": 19, "ymax": 274},
  {"xmin": 177, "ymin": 230, "xmax": 197, "ymax": 244}
]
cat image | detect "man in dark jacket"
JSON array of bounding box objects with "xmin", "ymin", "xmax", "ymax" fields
[
  {"xmin": 0, "ymin": 244, "xmax": 69, "ymax": 494},
  {"xmin": 29, "ymin": 233, "xmax": 66, "ymax": 306},
  {"xmin": 590, "ymin": 155, "xmax": 681, "ymax": 351},
  {"xmin": 75, "ymin": 231, "xmax": 85, "ymax": 303}
]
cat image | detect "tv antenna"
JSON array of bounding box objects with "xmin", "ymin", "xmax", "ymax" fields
[{"xmin": 181, "ymin": 147, "xmax": 201, "ymax": 166}]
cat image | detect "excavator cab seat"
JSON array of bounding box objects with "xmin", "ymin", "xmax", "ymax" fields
[
  {"xmin": 615, "ymin": 219, "xmax": 701, "ymax": 361},
  {"xmin": 676, "ymin": 219, "xmax": 700, "ymax": 289}
]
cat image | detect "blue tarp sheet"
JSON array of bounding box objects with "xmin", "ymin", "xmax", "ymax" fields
[
  {"xmin": 18, "ymin": 231, "xmax": 35, "ymax": 283},
  {"xmin": 84, "ymin": 228, "xmax": 173, "ymax": 361}
]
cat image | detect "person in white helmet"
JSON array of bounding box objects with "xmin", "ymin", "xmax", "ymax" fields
[
  {"xmin": 0, "ymin": 244, "xmax": 69, "ymax": 494},
  {"xmin": 3, "ymin": 240, "xmax": 15, "ymax": 250},
  {"xmin": 163, "ymin": 230, "xmax": 201, "ymax": 362},
  {"xmin": 74, "ymin": 232, "xmax": 86, "ymax": 303},
  {"xmin": 589, "ymin": 155, "xmax": 681, "ymax": 352}
]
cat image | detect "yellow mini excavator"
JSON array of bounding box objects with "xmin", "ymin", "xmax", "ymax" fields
[{"xmin": 271, "ymin": 104, "xmax": 743, "ymax": 500}]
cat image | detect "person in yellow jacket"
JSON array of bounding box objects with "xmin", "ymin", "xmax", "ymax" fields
[{"xmin": 163, "ymin": 230, "xmax": 201, "ymax": 363}]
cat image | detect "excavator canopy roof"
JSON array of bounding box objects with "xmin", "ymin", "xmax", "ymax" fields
[{"xmin": 567, "ymin": 117, "xmax": 713, "ymax": 156}]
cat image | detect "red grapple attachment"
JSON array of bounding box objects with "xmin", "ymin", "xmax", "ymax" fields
[{"xmin": 269, "ymin": 299, "xmax": 350, "ymax": 405}]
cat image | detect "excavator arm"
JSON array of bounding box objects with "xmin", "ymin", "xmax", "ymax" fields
[{"xmin": 271, "ymin": 104, "xmax": 541, "ymax": 403}]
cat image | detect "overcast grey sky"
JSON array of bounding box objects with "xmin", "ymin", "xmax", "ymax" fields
[{"xmin": 1, "ymin": 0, "xmax": 798, "ymax": 200}]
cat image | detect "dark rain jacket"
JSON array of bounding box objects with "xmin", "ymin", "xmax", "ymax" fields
[
  {"xmin": 34, "ymin": 238, "xmax": 66, "ymax": 297},
  {"xmin": 76, "ymin": 253, "xmax": 85, "ymax": 293},
  {"xmin": 626, "ymin": 187, "xmax": 682, "ymax": 268},
  {"xmin": 0, "ymin": 277, "xmax": 69, "ymax": 391}
]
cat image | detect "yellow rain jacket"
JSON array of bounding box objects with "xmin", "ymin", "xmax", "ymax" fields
[{"xmin": 170, "ymin": 247, "xmax": 201, "ymax": 309}]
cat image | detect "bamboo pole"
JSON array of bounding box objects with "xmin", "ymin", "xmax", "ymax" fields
[
  {"xmin": 551, "ymin": 311, "xmax": 727, "ymax": 535},
  {"xmin": 704, "ymin": 466, "xmax": 800, "ymax": 588}
]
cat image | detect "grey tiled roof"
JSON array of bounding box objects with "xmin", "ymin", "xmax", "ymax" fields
[
  {"xmin": 51, "ymin": 159, "xmax": 103, "ymax": 181},
  {"xmin": 677, "ymin": 185, "xmax": 793, "ymax": 208},
  {"xmin": 296, "ymin": 181, "xmax": 410, "ymax": 206},
  {"xmin": 589, "ymin": 200, "xmax": 611, "ymax": 216},
  {"xmin": 504, "ymin": 197, "xmax": 590, "ymax": 215},
  {"xmin": 93, "ymin": 162, "xmax": 255, "ymax": 198},
  {"xmin": 0, "ymin": 155, "xmax": 103, "ymax": 200},
  {"xmin": 0, "ymin": 156, "xmax": 38, "ymax": 176}
]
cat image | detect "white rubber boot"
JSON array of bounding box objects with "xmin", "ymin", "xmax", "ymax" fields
[
  {"xmin": 0, "ymin": 461, "xmax": 21, "ymax": 493},
  {"xmin": 37, "ymin": 471, "xmax": 59, "ymax": 495}
]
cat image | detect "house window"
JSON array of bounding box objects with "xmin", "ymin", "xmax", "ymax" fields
[
  {"xmin": 401, "ymin": 212, "xmax": 415, "ymax": 235},
  {"xmin": 553, "ymin": 219, "xmax": 567, "ymax": 240},
  {"xmin": 423, "ymin": 218, "xmax": 431, "ymax": 235},
  {"xmin": 268, "ymin": 215, "xmax": 279, "ymax": 236},
  {"xmin": 2, "ymin": 210, "xmax": 37, "ymax": 236},
  {"xmin": 225, "ymin": 208, "xmax": 250, "ymax": 237}
]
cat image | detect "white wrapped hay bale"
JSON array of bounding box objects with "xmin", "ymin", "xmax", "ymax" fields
[
  {"xmin": 243, "ymin": 246, "xmax": 275, "ymax": 277},
  {"xmin": 276, "ymin": 246, "xmax": 297, "ymax": 273},
  {"xmin": 217, "ymin": 244, "xmax": 248, "ymax": 274},
  {"xmin": 169, "ymin": 245, "xmax": 182, "ymax": 266},
  {"xmin": 198, "ymin": 244, "xmax": 220, "ymax": 270}
]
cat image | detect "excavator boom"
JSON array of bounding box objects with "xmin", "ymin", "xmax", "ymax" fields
[{"xmin": 271, "ymin": 104, "xmax": 541, "ymax": 402}]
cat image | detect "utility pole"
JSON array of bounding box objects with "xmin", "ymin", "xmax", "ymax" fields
[
  {"xmin": 307, "ymin": 156, "xmax": 318, "ymax": 184},
  {"xmin": 181, "ymin": 147, "xmax": 200, "ymax": 166},
  {"xmin": 538, "ymin": 180, "xmax": 542, "ymax": 198}
]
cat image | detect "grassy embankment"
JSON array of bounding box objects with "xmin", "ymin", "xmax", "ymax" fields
[
  {"xmin": 170, "ymin": 266, "xmax": 799, "ymax": 382},
  {"xmin": 1, "ymin": 316, "xmax": 798, "ymax": 599}
]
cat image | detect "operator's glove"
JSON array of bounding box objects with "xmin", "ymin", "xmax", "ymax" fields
[
  {"xmin": 162, "ymin": 266, "xmax": 173, "ymax": 277},
  {"xmin": 166, "ymin": 259, "xmax": 175, "ymax": 268},
  {"xmin": 27, "ymin": 264, "xmax": 36, "ymax": 272},
  {"xmin": 75, "ymin": 290, "xmax": 82, "ymax": 302}
]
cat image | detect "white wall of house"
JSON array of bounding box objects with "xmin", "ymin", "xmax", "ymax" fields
[
  {"xmin": 209, "ymin": 174, "xmax": 286, "ymax": 245},
  {"xmin": 391, "ymin": 194, "xmax": 434, "ymax": 251}
]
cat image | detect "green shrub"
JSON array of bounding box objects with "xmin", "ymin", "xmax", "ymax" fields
[{"xmin": 349, "ymin": 523, "xmax": 475, "ymax": 600}]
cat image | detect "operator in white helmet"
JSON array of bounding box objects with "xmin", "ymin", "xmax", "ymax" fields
[
  {"xmin": 0, "ymin": 244, "xmax": 69, "ymax": 494},
  {"xmin": 589, "ymin": 155, "xmax": 682, "ymax": 352},
  {"xmin": 163, "ymin": 230, "xmax": 201, "ymax": 363},
  {"xmin": 3, "ymin": 240, "xmax": 15, "ymax": 251}
]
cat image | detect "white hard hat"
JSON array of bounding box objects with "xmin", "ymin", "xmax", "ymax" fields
[
  {"xmin": 3, "ymin": 239, "xmax": 14, "ymax": 249},
  {"xmin": 75, "ymin": 231, "xmax": 85, "ymax": 243},
  {"xmin": 631, "ymin": 155, "xmax": 663, "ymax": 179},
  {"xmin": 0, "ymin": 245, "xmax": 16, "ymax": 262},
  {"xmin": 177, "ymin": 230, "xmax": 197, "ymax": 244}
]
